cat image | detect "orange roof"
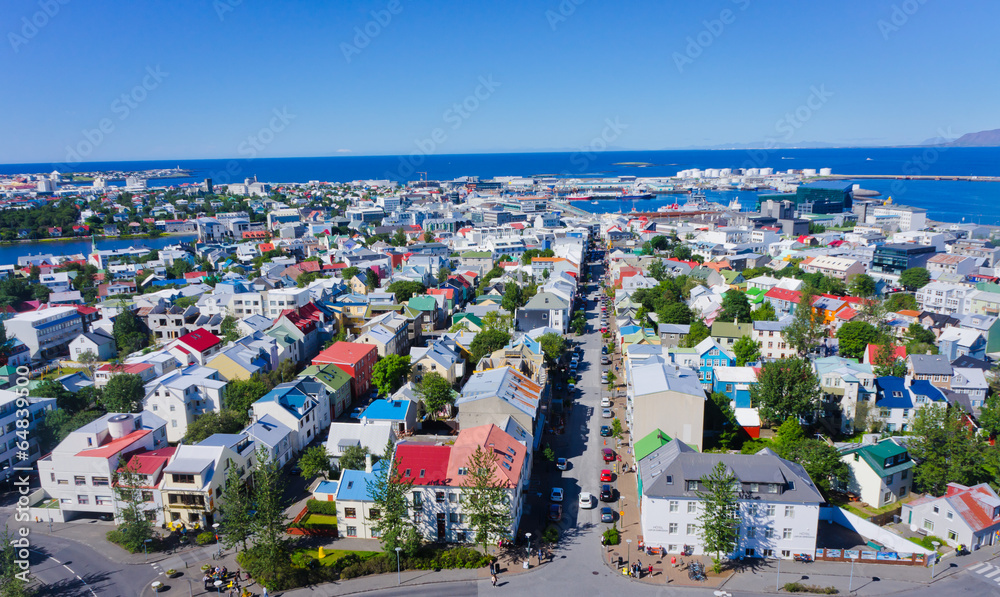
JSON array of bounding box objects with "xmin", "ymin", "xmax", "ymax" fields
[
  {"xmin": 448, "ymin": 424, "xmax": 525, "ymax": 488},
  {"xmin": 259, "ymin": 243, "xmax": 276, "ymax": 252},
  {"xmin": 76, "ymin": 429, "xmax": 151, "ymax": 458},
  {"xmin": 897, "ymin": 310, "xmax": 921, "ymax": 318}
]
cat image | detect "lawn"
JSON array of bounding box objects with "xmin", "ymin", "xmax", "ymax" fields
[
  {"xmin": 291, "ymin": 548, "xmax": 378, "ymax": 567},
  {"xmin": 300, "ymin": 512, "xmax": 338, "ymax": 528}
]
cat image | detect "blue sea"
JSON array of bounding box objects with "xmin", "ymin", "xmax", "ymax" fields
[{"xmin": 2, "ymin": 146, "xmax": 999, "ymax": 225}]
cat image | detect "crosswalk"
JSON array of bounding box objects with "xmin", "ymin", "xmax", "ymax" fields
[{"xmin": 966, "ymin": 562, "xmax": 1000, "ymax": 583}]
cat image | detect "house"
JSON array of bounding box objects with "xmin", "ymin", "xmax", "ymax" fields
[
  {"xmin": 4, "ymin": 306, "xmax": 84, "ymax": 360},
  {"xmin": 243, "ymin": 414, "xmax": 295, "ymax": 467},
  {"xmin": 161, "ymin": 434, "xmax": 255, "ymax": 528},
  {"xmin": 456, "ymin": 366, "xmax": 543, "ymax": 449},
  {"xmin": 667, "ymin": 337, "xmax": 736, "ymax": 387},
  {"xmin": 359, "ymin": 397, "xmax": 419, "ymax": 435},
  {"xmin": 752, "ymin": 318, "xmax": 796, "ymax": 361},
  {"xmin": 326, "ymin": 420, "xmax": 396, "ymax": 461},
  {"xmin": 657, "ymin": 324, "xmax": 690, "ymax": 348},
  {"xmin": 207, "ymin": 332, "xmax": 279, "ymax": 381},
  {"xmin": 951, "ymin": 367, "xmax": 989, "ymax": 410},
  {"xmin": 356, "ymin": 313, "xmax": 409, "ymax": 357},
  {"xmin": 907, "ymin": 354, "xmax": 953, "ymax": 390},
  {"xmin": 252, "ymin": 378, "xmax": 332, "ymax": 454},
  {"xmin": 626, "ymin": 360, "xmax": 706, "ymax": 452},
  {"xmin": 117, "ymin": 446, "xmax": 177, "ymax": 525},
  {"xmin": 142, "ymin": 365, "xmax": 227, "ymax": 443},
  {"xmin": 515, "ymin": 292, "xmax": 570, "ymax": 334},
  {"xmin": 312, "ymin": 342, "xmax": 378, "ymax": 401},
  {"xmin": 334, "ymin": 457, "xmax": 384, "ymax": 539},
  {"xmin": 710, "ymin": 320, "xmax": 753, "ymax": 348},
  {"xmin": 901, "ymin": 483, "xmax": 1000, "ymax": 549},
  {"xmin": 814, "ymin": 356, "xmax": 876, "ymax": 434},
  {"xmin": 68, "ymin": 329, "xmax": 117, "ymax": 361},
  {"xmin": 800, "ymin": 255, "xmax": 865, "ymax": 281},
  {"xmin": 711, "ymin": 367, "xmax": 758, "ymax": 409},
  {"xmin": 763, "ymin": 288, "xmax": 801, "ymax": 316},
  {"xmin": 639, "ymin": 439, "xmax": 823, "ymax": 558},
  {"xmin": 94, "ymin": 362, "xmax": 158, "ymax": 389},
  {"xmin": 873, "ymin": 376, "xmax": 947, "ymax": 433},
  {"xmin": 301, "ymin": 363, "xmax": 354, "ymax": 419},
  {"xmin": 410, "ymin": 339, "xmax": 465, "ymax": 385},
  {"xmin": 937, "ymin": 327, "xmax": 987, "ymax": 362},
  {"xmin": 839, "ymin": 439, "xmax": 915, "ymax": 509},
  {"xmin": 166, "ymin": 328, "xmax": 222, "ymax": 367}
]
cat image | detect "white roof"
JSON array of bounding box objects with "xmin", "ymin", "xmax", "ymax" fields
[{"xmin": 734, "ymin": 407, "xmax": 761, "ymax": 427}]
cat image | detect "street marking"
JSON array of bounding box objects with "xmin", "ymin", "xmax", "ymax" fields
[
  {"xmin": 969, "ymin": 562, "xmax": 989, "ymax": 572},
  {"xmin": 63, "ymin": 564, "xmax": 74, "ymax": 573},
  {"xmin": 50, "ymin": 557, "xmax": 61, "ymax": 564},
  {"xmin": 984, "ymin": 568, "xmax": 1000, "ymax": 579}
]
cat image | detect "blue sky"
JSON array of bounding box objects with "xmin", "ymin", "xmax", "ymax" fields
[{"xmin": 3, "ymin": 0, "xmax": 998, "ymax": 163}]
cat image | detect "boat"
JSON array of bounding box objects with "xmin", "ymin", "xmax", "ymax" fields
[
  {"xmin": 566, "ymin": 194, "xmax": 592, "ymax": 201},
  {"xmin": 620, "ymin": 194, "xmax": 654, "ymax": 200},
  {"xmin": 591, "ymin": 201, "xmax": 599, "ymax": 204},
  {"xmin": 728, "ymin": 198, "xmax": 742, "ymax": 211}
]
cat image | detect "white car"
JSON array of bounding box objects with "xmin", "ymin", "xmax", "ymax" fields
[
  {"xmin": 602, "ymin": 408, "xmax": 613, "ymax": 418},
  {"xmin": 550, "ymin": 487, "xmax": 565, "ymax": 502},
  {"xmin": 601, "ymin": 397, "xmax": 611, "ymax": 408},
  {"xmin": 579, "ymin": 492, "xmax": 595, "ymax": 509}
]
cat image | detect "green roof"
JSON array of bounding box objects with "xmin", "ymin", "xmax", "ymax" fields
[
  {"xmin": 711, "ymin": 321, "xmax": 753, "ymax": 338},
  {"xmin": 301, "ymin": 364, "xmax": 352, "ymax": 393},
  {"xmin": 720, "ymin": 270, "xmax": 743, "ymax": 283},
  {"xmin": 635, "ymin": 429, "xmax": 673, "ymax": 461},
  {"xmin": 842, "ymin": 440, "xmax": 915, "ymax": 478},
  {"xmin": 407, "ymin": 295, "xmax": 438, "ymax": 311},
  {"xmin": 452, "ymin": 313, "xmax": 482, "ymax": 327},
  {"xmin": 461, "ymin": 251, "xmax": 492, "ymax": 259}
]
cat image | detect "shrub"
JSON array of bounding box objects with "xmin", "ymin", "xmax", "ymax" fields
[
  {"xmin": 195, "ymin": 531, "xmax": 215, "ymax": 546},
  {"xmin": 602, "ymin": 527, "xmax": 620, "ymax": 545},
  {"xmin": 306, "ymin": 499, "xmax": 338, "ymax": 516},
  {"xmin": 783, "ymin": 582, "xmax": 839, "ymax": 594},
  {"xmin": 541, "ymin": 526, "xmax": 559, "ymax": 544},
  {"xmin": 106, "ymin": 529, "xmax": 162, "ymax": 553}
]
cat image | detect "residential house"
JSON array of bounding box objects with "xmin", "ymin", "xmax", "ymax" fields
[
  {"xmin": 68, "ymin": 329, "xmax": 117, "ymax": 361},
  {"xmin": 207, "ymin": 331, "xmax": 279, "ymax": 381},
  {"xmin": 908, "ymin": 354, "xmax": 954, "ymax": 390},
  {"xmin": 515, "ymin": 292, "xmax": 570, "ymax": 334},
  {"xmin": 456, "ymin": 366, "xmax": 543, "ymax": 449},
  {"xmin": 312, "ymin": 341, "xmax": 378, "ymax": 401},
  {"xmin": 873, "ymin": 376, "xmax": 947, "ymax": 433},
  {"xmin": 94, "ymin": 362, "xmax": 158, "ymax": 389},
  {"xmin": 166, "ymin": 328, "xmax": 223, "ymax": 367},
  {"xmin": 142, "ymin": 365, "xmax": 227, "ymax": 443},
  {"xmin": 359, "ymin": 397, "xmax": 419, "ymax": 435},
  {"xmin": 326, "ymin": 420, "xmax": 396, "ymax": 462},
  {"xmin": 161, "ymin": 434, "xmax": 255, "ymax": 528},
  {"xmin": 710, "ymin": 321, "xmax": 753, "ymax": 349},
  {"xmin": 752, "ymin": 318, "xmax": 796, "ymax": 361},
  {"xmin": 334, "ymin": 458, "xmax": 384, "ymax": 539},
  {"xmin": 410, "ymin": 339, "xmax": 465, "ymax": 385},
  {"xmin": 839, "ymin": 439, "xmax": 915, "ymax": 508},
  {"xmin": 711, "ymin": 367, "xmax": 758, "ymax": 409},
  {"xmin": 252, "ymin": 378, "xmax": 332, "ymax": 454},
  {"xmin": 4, "ymin": 306, "xmax": 84, "ymax": 360},
  {"xmin": 814, "ymin": 356, "xmax": 876, "ymax": 434},
  {"xmin": 657, "ymin": 324, "xmax": 690, "ymax": 348},
  {"xmin": 937, "ymin": 327, "xmax": 987, "ymax": 362},
  {"xmin": 301, "ymin": 363, "xmax": 354, "ymax": 418},
  {"xmin": 901, "ymin": 483, "xmax": 1000, "ymax": 549},
  {"xmin": 626, "ymin": 359, "xmax": 706, "ymax": 452}
]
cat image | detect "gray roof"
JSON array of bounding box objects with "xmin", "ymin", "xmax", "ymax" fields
[
  {"xmin": 522, "ymin": 292, "xmax": 569, "ymax": 311},
  {"xmin": 908, "ymin": 354, "xmax": 952, "ymax": 375},
  {"xmin": 657, "ymin": 324, "xmax": 690, "ymax": 335},
  {"xmin": 640, "ymin": 439, "xmax": 824, "ymax": 504}
]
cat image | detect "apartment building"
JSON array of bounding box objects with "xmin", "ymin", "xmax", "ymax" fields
[
  {"xmin": 142, "ymin": 365, "xmax": 227, "ymax": 443},
  {"xmin": 4, "ymin": 306, "xmax": 84, "ymax": 360},
  {"xmin": 161, "ymin": 434, "xmax": 255, "ymax": 528},
  {"xmin": 0, "ymin": 390, "xmax": 55, "ymax": 484},
  {"xmin": 800, "ymin": 255, "xmax": 866, "ymax": 281},
  {"xmin": 916, "ymin": 282, "xmax": 974, "ymax": 316}
]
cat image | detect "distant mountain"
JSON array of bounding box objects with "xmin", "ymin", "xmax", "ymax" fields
[
  {"xmin": 672, "ymin": 140, "xmax": 873, "ymax": 150},
  {"xmin": 923, "ymin": 128, "xmax": 1000, "ymax": 147}
]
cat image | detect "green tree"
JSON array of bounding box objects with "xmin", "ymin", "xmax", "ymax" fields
[
  {"xmin": 371, "ymin": 354, "xmax": 412, "ymax": 396},
  {"xmin": 391, "ymin": 229, "xmax": 407, "ymax": 247},
  {"xmin": 339, "ymin": 444, "xmax": 371, "ymax": 471},
  {"xmin": 783, "ymin": 286, "xmax": 824, "ymax": 356},
  {"xmin": 0, "ymin": 526, "xmax": 30, "ymax": 597},
  {"xmin": 849, "ymin": 273, "xmax": 877, "ymax": 298},
  {"xmin": 218, "ymin": 464, "xmax": 254, "ymax": 552},
  {"xmin": 749, "ymin": 357, "xmax": 820, "ymax": 424},
  {"xmin": 648, "ymin": 259, "xmax": 667, "ymax": 281},
  {"xmin": 225, "ymin": 375, "xmax": 272, "ymax": 423},
  {"xmin": 681, "ymin": 321, "xmax": 710, "ymax": 348},
  {"xmin": 110, "ymin": 457, "xmax": 155, "ymax": 552},
  {"xmin": 183, "ymin": 410, "xmax": 244, "ymax": 444},
  {"xmin": 416, "ymin": 372, "xmax": 454, "ymax": 418},
  {"xmin": 904, "ymin": 323, "xmax": 936, "ymax": 347},
  {"xmin": 696, "ymin": 462, "xmax": 739, "ymax": 571},
  {"xmin": 873, "ymin": 343, "xmax": 907, "ymax": 377},
  {"xmin": 537, "ymin": 332, "xmax": 566, "ymax": 368},
  {"xmin": 220, "ymin": 315, "xmax": 241, "ymax": 343},
  {"xmin": 718, "ymin": 290, "xmax": 751, "ymax": 323},
  {"xmin": 899, "ymin": 267, "xmax": 931, "ymax": 291},
  {"xmin": 470, "ymin": 329, "xmax": 511, "ymax": 364},
  {"xmin": 77, "ymin": 349, "xmax": 99, "ymax": 375},
  {"xmin": 500, "ymin": 282, "xmax": 523, "ymax": 313},
  {"xmin": 101, "ymin": 373, "xmax": 145, "ymax": 413},
  {"xmin": 910, "ymin": 405, "xmax": 987, "ymax": 495},
  {"xmin": 672, "ymin": 245, "xmax": 692, "ymax": 261},
  {"xmin": 791, "ymin": 439, "xmax": 850, "ymax": 495},
  {"xmin": 387, "ymin": 281, "xmax": 426, "ymax": 303},
  {"xmin": 298, "ymin": 444, "xmax": 334, "ymax": 480},
  {"xmin": 423, "ymin": 231, "xmax": 434, "ymax": 243},
  {"xmin": 836, "ymin": 321, "xmax": 879, "ymax": 360},
  {"xmin": 658, "ymin": 302, "xmax": 693, "ymax": 325},
  {"xmin": 341, "ymin": 266, "xmax": 360, "ymax": 281},
  {"xmin": 978, "ymin": 394, "xmax": 1000, "ymax": 437},
  {"xmin": 733, "ymin": 336, "xmax": 761, "ymax": 366},
  {"xmin": 112, "ymin": 303, "xmax": 147, "ymax": 355},
  {"xmin": 750, "ymin": 301, "xmax": 778, "ymax": 322},
  {"xmin": 436, "ymin": 266, "xmax": 452, "ymax": 285},
  {"xmin": 461, "ymin": 445, "xmax": 513, "ymax": 554},
  {"xmin": 884, "ymin": 292, "xmax": 918, "ymax": 312},
  {"xmin": 367, "ymin": 441, "xmax": 414, "ymax": 552},
  {"xmin": 480, "ymin": 310, "xmax": 513, "ymax": 335},
  {"xmin": 249, "ymin": 447, "xmax": 291, "ymax": 586}
]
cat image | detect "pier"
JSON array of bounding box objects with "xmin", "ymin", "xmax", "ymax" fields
[{"xmin": 820, "ymin": 174, "xmax": 1000, "ymax": 182}]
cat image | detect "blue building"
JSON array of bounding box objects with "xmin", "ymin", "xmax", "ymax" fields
[
  {"xmin": 873, "ymin": 377, "xmax": 946, "ymax": 433},
  {"xmin": 711, "ymin": 366, "xmax": 758, "ymax": 409}
]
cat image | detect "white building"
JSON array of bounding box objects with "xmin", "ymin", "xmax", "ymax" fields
[
  {"xmin": 0, "ymin": 390, "xmax": 55, "ymax": 484},
  {"xmin": 264, "ymin": 287, "xmax": 311, "ymax": 318},
  {"xmin": 4, "ymin": 306, "xmax": 83, "ymax": 361},
  {"xmin": 142, "ymin": 365, "xmax": 227, "ymax": 443},
  {"xmin": 916, "ymin": 281, "xmax": 974, "ymax": 316},
  {"xmin": 251, "ymin": 378, "xmax": 331, "ymax": 455}
]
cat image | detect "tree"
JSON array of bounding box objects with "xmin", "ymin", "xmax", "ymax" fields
[
  {"xmin": 423, "ymin": 231, "xmax": 434, "ymax": 243},
  {"xmin": 783, "ymin": 286, "xmax": 824, "ymax": 356},
  {"xmin": 112, "ymin": 303, "xmax": 147, "ymax": 355},
  {"xmin": 218, "ymin": 463, "xmax": 254, "ymax": 552},
  {"xmin": 873, "ymin": 343, "xmax": 907, "ymax": 377},
  {"xmin": 904, "ymin": 323, "xmax": 936, "ymax": 347},
  {"xmin": 416, "ymin": 372, "xmax": 454, "ymax": 418},
  {"xmin": 537, "ymin": 332, "xmax": 566, "ymax": 368},
  {"xmin": 792, "ymin": 439, "xmax": 850, "ymax": 495},
  {"xmin": 696, "ymin": 461, "xmax": 739, "ymax": 571},
  {"xmin": 249, "ymin": 447, "xmax": 291, "ymax": 586},
  {"xmin": 681, "ymin": 321, "xmax": 710, "ymax": 348},
  {"xmin": 0, "ymin": 526, "xmax": 29, "ymax": 597},
  {"xmin": 836, "ymin": 321, "xmax": 879, "ymax": 360},
  {"xmin": 672, "ymin": 245, "xmax": 692, "ymax": 261},
  {"xmin": 910, "ymin": 405, "xmax": 988, "ymax": 495},
  {"xmin": 899, "ymin": 267, "xmax": 931, "ymax": 291},
  {"xmin": 658, "ymin": 302, "xmax": 693, "ymax": 325},
  {"xmin": 500, "ymin": 282, "xmax": 523, "ymax": 313},
  {"xmin": 750, "ymin": 302, "xmax": 778, "ymax": 322},
  {"xmin": 299, "ymin": 444, "xmax": 334, "ymax": 480},
  {"xmin": 387, "ymin": 281, "xmax": 426, "ymax": 303},
  {"xmin": 391, "ymin": 229, "xmax": 407, "ymax": 247},
  {"xmin": 225, "ymin": 375, "xmax": 271, "ymax": 423},
  {"xmin": 718, "ymin": 290, "xmax": 751, "ymax": 323},
  {"xmin": 436, "ymin": 266, "xmax": 452, "ymax": 285},
  {"xmin": 849, "ymin": 273, "xmax": 877, "ymax": 298},
  {"xmin": 365, "ymin": 267, "xmax": 379, "ymax": 292},
  {"xmin": 470, "ymin": 329, "xmax": 511, "ymax": 364},
  {"xmin": 772, "ymin": 418, "xmax": 806, "ymax": 459},
  {"xmin": 749, "ymin": 357, "xmax": 820, "ymax": 424},
  {"xmin": 371, "ymin": 354, "xmax": 411, "ymax": 396},
  {"xmin": 648, "ymin": 259, "xmax": 667, "ymax": 281},
  {"xmin": 884, "ymin": 292, "xmax": 918, "ymax": 312},
  {"xmin": 461, "ymin": 445, "xmax": 513, "ymax": 554},
  {"xmin": 183, "ymin": 410, "xmax": 244, "ymax": 444},
  {"xmin": 368, "ymin": 441, "xmax": 414, "ymax": 552},
  {"xmin": 0, "ymin": 324, "xmax": 11, "ymax": 357},
  {"xmin": 339, "ymin": 444, "xmax": 371, "ymax": 471},
  {"xmin": 341, "ymin": 266, "xmax": 360, "ymax": 281},
  {"xmin": 110, "ymin": 457, "xmax": 155, "ymax": 552},
  {"xmin": 220, "ymin": 315, "xmax": 241, "ymax": 343},
  {"xmin": 480, "ymin": 311, "xmax": 513, "ymax": 335},
  {"xmin": 101, "ymin": 373, "xmax": 145, "ymax": 413},
  {"xmin": 733, "ymin": 336, "xmax": 761, "ymax": 366},
  {"xmin": 980, "ymin": 394, "xmax": 1000, "ymax": 438},
  {"xmin": 77, "ymin": 349, "xmax": 99, "ymax": 375}
]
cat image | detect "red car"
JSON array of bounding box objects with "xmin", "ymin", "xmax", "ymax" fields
[
  {"xmin": 602, "ymin": 448, "xmax": 615, "ymax": 462},
  {"xmin": 600, "ymin": 327, "xmax": 608, "ymax": 333},
  {"xmin": 600, "ymin": 469, "xmax": 613, "ymax": 482}
]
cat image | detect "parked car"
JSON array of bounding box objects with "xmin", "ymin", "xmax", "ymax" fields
[
  {"xmin": 602, "ymin": 448, "xmax": 615, "ymax": 462},
  {"xmin": 579, "ymin": 492, "xmax": 595, "ymax": 509},
  {"xmin": 601, "ymin": 397, "xmax": 611, "ymax": 408},
  {"xmin": 550, "ymin": 487, "xmax": 564, "ymax": 502},
  {"xmin": 549, "ymin": 504, "xmax": 563, "ymax": 521},
  {"xmin": 601, "ymin": 507, "xmax": 615, "ymax": 523},
  {"xmin": 602, "ymin": 408, "xmax": 613, "ymax": 418},
  {"xmin": 600, "ymin": 425, "xmax": 612, "ymax": 437},
  {"xmin": 601, "ymin": 346, "xmax": 608, "ymax": 355},
  {"xmin": 556, "ymin": 458, "xmax": 568, "ymax": 471},
  {"xmin": 600, "ymin": 484, "xmax": 614, "ymax": 502},
  {"xmin": 600, "ymin": 469, "xmax": 613, "ymax": 482}
]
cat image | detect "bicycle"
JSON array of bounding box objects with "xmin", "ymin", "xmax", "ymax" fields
[{"xmin": 212, "ymin": 548, "xmax": 224, "ymax": 560}]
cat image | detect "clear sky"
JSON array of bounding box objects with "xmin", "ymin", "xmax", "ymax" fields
[{"xmin": 3, "ymin": 0, "xmax": 998, "ymax": 163}]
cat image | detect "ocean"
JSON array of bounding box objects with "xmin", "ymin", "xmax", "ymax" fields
[
  {"xmin": 0, "ymin": 234, "xmax": 196, "ymax": 267},
  {"xmin": 2, "ymin": 146, "xmax": 999, "ymax": 224}
]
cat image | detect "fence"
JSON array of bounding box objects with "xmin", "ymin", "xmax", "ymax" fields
[{"xmin": 813, "ymin": 547, "xmax": 926, "ymax": 566}]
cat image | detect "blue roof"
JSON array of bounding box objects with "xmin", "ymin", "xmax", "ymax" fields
[
  {"xmin": 336, "ymin": 461, "xmax": 384, "ymax": 502},
  {"xmin": 362, "ymin": 398, "xmax": 412, "ymax": 421},
  {"xmin": 801, "ymin": 181, "xmax": 853, "ymax": 191},
  {"xmin": 875, "ymin": 376, "xmax": 946, "ymax": 409},
  {"xmin": 315, "ymin": 480, "xmax": 339, "ymax": 495}
]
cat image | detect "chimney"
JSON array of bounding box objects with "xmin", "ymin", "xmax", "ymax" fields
[{"xmin": 365, "ymin": 453, "xmax": 374, "ymax": 474}]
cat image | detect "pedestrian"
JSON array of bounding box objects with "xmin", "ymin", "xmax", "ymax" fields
[
  {"xmin": 491, "ymin": 572, "xmax": 498, "ymax": 587},
  {"xmin": 648, "ymin": 564, "xmax": 653, "ymax": 577},
  {"xmin": 262, "ymin": 587, "xmax": 268, "ymax": 597}
]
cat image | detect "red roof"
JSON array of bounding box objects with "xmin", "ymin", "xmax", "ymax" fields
[
  {"xmin": 312, "ymin": 341, "xmax": 377, "ymax": 367},
  {"xmin": 944, "ymin": 484, "xmax": 1000, "ymax": 532},
  {"xmin": 836, "ymin": 307, "xmax": 858, "ymax": 320},
  {"xmin": 97, "ymin": 363, "xmax": 154, "ymax": 375},
  {"xmin": 427, "ymin": 288, "xmax": 455, "ymax": 300},
  {"xmin": 667, "ymin": 257, "xmax": 700, "ymax": 269},
  {"xmin": 394, "ymin": 443, "xmax": 452, "ymax": 486},
  {"xmin": 124, "ymin": 446, "xmax": 177, "ymax": 476},
  {"xmin": 865, "ymin": 344, "xmax": 906, "ymax": 364},
  {"xmin": 176, "ymin": 328, "xmax": 221, "ymax": 353},
  {"xmin": 184, "ymin": 271, "xmax": 207, "ymax": 279},
  {"xmin": 76, "ymin": 429, "xmax": 151, "ymax": 458},
  {"xmin": 509, "ymin": 223, "xmax": 526, "ymax": 230},
  {"xmin": 764, "ymin": 288, "xmax": 803, "ymax": 303}
]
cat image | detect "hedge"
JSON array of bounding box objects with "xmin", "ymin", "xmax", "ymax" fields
[
  {"xmin": 783, "ymin": 582, "xmax": 839, "ymax": 594},
  {"xmin": 307, "ymin": 499, "xmax": 338, "ymax": 516}
]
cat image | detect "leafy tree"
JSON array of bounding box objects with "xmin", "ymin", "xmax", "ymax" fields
[
  {"xmin": 783, "ymin": 286, "xmax": 824, "ymax": 356},
  {"xmin": 249, "ymin": 447, "xmax": 291, "ymax": 586},
  {"xmin": 77, "ymin": 349, "xmax": 99, "ymax": 374},
  {"xmin": 461, "ymin": 445, "xmax": 513, "ymax": 554},
  {"xmin": 298, "ymin": 444, "xmax": 334, "ymax": 480},
  {"xmin": 899, "ymin": 267, "xmax": 931, "ymax": 291},
  {"xmin": 225, "ymin": 375, "xmax": 272, "ymax": 423},
  {"xmin": 849, "ymin": 273, "xmax": 877, "ymax": 298},
  {"xmin": 372, "ymin": 354, "xmax": 411, "ymax": 396},
  {"xmin": 0, "ymin": 526, "xmax": 29, "ymax": 597},
  {"xmin": 112, "ymin": 303, "xmax": 147, "ymax": 355},
  {"xmin": 537, "ymin": 332, "xmax": 566, "ymax": 368},
  {"xmin": 367, "ymin": 441, "xmax": 414, "ymax": 552},
  {"xmin": 220, "ymin": 315, "xmax": 241, "ymax": 343},
  {"xmin": 218, "ymin": 464, "xmax": 254, "ymax": 552},
  {"xmin": 772, "ymin": 418, "xmax": 806, "ymax": 458},
  {"xmin": 873, "ymin": 343, "xmax": 907, "ymax": 377},
  {"xmin": 852, "ymin": 399, "xmax": 872, "ymax": 434},
  {"xmin": 910, "ymin": 405, "xmax": 987, "ymax": 495},
  {"xmin": 341, "ymin": 266, "xmax": 360, "ymax": 281},
  {"xmin": 771, "ymin": 418, "xmax": 847, "ymax": 495},
  {"xmin": 733, "ymin": 336, "xmax": 761, "ymax": 366},
  {"xmin": 706, "ymin": 392, "xmax": 740, "ymax": 450},
  {"xmin": 101, "ymin": 373, "xmax": 145, "ymax": 413},
  {"xmin": 35, "ymin": 409, "xmax": 103, "ymax": 453},
  {"xmin": 648, "ymin": 259, "xmax": 667, "ymax": 281},
  {"xmin": 423, "ymin": 231, "xmax": 434, "ymax": 243},
  {"xmin": 470, "ymin": 329, "xmax": 511, "ymax": 364},
  {"xmin": 681, "ymin": 321, "xmax": 710, "ymax": 347},
  {"xmin": 480, "ymin": 310, "xmax": 513, "ymax": 334},
  {"xmin": 750, "ymin": 301, "xmax": 778, "ymax": 322},
  {"xmin": 110, "ymin": 457, "xmax": 155, "ymax": 552},
  {"xmin": 836, "ymin": 321, "xmax": 879, "ymax": 360},
  {"xmin": 749, "ymin": 357, "xmax": 820, "ymax": 424},
  {"xmin": 672, "ymin": 245, "xmax": 692, "ymax": 261},
  {"xmin": 391, "ymin": 229, "xmax": 407, "ymax": 247},
  {"xmin": 904, "ymin": 323, "xmax": 936, "ymax": 347},
  {"xmin": 696, "ymin": 461, "xmax": 739, "ymax": 571},
  {"xmin": 884, "ymin": 292, "xmax": 918, "ymax": 312},
  {"xmin": 0, "ymin": 323, "xmax": 10, "ymax": 357},
  {"xmin": 500, "ymin": 282, "xmax": 523, "ymax": 313},
  {"xmin": 387, "ymin": 281, "xmax": 426, "ymax": 303},
  {"xmin": 31, "ymin": 378, "xmax": 88, "ymax": 413},
  {"xmin": 718, "ymin": 290, "xmax": 751, "ymax": 323},
  {"xmin": 183, "ymin": 410, "xmax": 244, "ymax": 444},
  {"xmin": 416, "ymin": 372, "xmax": 454, "ymax": 418},
  {"xmin": 978, "ymin": 394, "xmax": 1000, "ymax": 437},
  {"xmin": 658, "ymin": 302, "xmax": 693, "ymax": 325},
  {"xmin": 339, "ymin": 444, "xmax": 371, "ymax": 471}
]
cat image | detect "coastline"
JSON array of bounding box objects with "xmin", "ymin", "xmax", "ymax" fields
[{"xmin": 0, "ymin": 231, "xmax": 195, "ymax": 246}]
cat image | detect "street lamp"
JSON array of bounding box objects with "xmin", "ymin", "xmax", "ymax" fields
[
  {"xmin": 930, "ymin": 541, "xmax": 941, "ymax": 578},
  {"xmin": 525, "ymin": 533, "xmax": 532, "ymax": 561},
  {"xmin": 626, "ymin": 538, "xmax": 632, "ymax": 570},
  {"xmin": 775, "ymin": 553, "xmax": 780, "ymax": 591},
  {"xmin": 213, "ymin": 522, "xmax": 220, "ymax": 544},
  {"xmin": 395, "ymin": 547, "xmax": 402, "ymax": 585},
  {"xmin": 214, "ymin": 579, "xmax": 223, "ymax": 595},
  {"xmin": 144, "ymin": 538, "xmax": 153, "ymax": 563}
]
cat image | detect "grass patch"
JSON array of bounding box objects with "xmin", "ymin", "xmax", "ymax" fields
[
  {"xmin": 300, "ymin": 513, "xmax": 338, "ymax": 528},
  {"xmin": 291, "ymin": 548, "xmax": 378, "ymax": 567},
  {"xmin": 40, "ymin": 367, "xmax": 89, "ymax": 381},
  {"xmin": 907, "ymin": 534, "xmax": 945, "ymax": 552}
]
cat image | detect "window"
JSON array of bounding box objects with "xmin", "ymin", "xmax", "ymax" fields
[
  {"xmin": 668, "ymin": 523, "xmax": 678, "ymax": 535},
  {"xmin": 344, "ymin": 508, "xmax": 357, "ymax": 519},
  {"xmin": 784, "ymin": 506, "xmax": 794, "ymax": 518},
  {"xmin": 457, "ymin": 467, "xmax": 467, "ymax": 476},
  {"xmin": 946, "ymin": 511, "xmax": 953, "ymax": 520},
  {"xmin": 172, "ymin": 474, "xmax": 195, "ymax": 484},
  {"xmin": 412, "ymin": 492, "xmax": 422, "ymax": 509},
  {"xmin": 666, "ymin": 475, "xmax": 673, "ymax": 485},
  {"xmin": 948, "ymin": 530, "xmax": 957, "ymax": 541},
  {"xmin": 783, "ymin": 528, "xmax": 792, "ymax": 540},
  {"xmin": 768, "ymin": 484, "xmax": 778, "ymax": 494},
  {"xmin": 74, "ymin": 476, "xmax": 86, "ymax": 486},
  {"xmin": 346, "ymin": 526, "xmax": 357, "ymax": 537},
  {"xmin": 77, "ymin": 495, "xmax": 88, "ymax": 504},
  {"xmin": 765, "ymin": 505, "xmax": 776, "ymax": 516},
  {"xmin": 448, "ymin": 493, "xmax": 458, "ymax": 504},
  {"xmin": 932, "ymin": 506, "xmax": 939, "ymax": 514},
  {"xmin": 95, "ymin": 496, "xmax": 112, "ymax": 506},
  {"xmin": 686, "ymin": 524, "xmax": 697, "ymax": 535},
  {"xmin": 745, "ymin": 548, "xmax": 756, "ymax": 557},
  {"xmin": 885, "ymin": 474, "xmax": 894, "ymax": 485},
  {"xmin": 436, "ymin": 491, "xmax": 445, "ymax": 503},
  {"xmin": 669, "ymin": 501, "xmax": 678, "ymax": 513},
  {"xmin": 750, "ymin": 483, "xmax": 759, "ymax": 492},
  {"xmin": 884, "ymin": 491, "xmax": 892, "ymax": 503},
  {"xmin": 923, "ymin": 519, "xmax": 934, "ymax": 532},
  {"xmin": 764, "ymin": 528, "xmax": 774, "ymax": 539},
  {"xmin": 93, "ymin": 477, "xmax": 109, "ymax": 487},
  {"xmin": 687, "ymin": 480, "xmax": 697, "ymax": 491},
  {"xmin": 747, "ymin": 526, "xmax": 756, "ymax": 538},
  {"xmin": 687, "ymin": 502, "xmax": 697, "ymax": 513},
  {"xmin": 369, "ymin": 509, "xmax": 380, "ymax": 519},
  {"xmin": 449, "ymin": 513, "xmax": 459, "ymax": 523},
  {"xmin": 141, "ymin": 491, "xmax": 154, "ymax": 502}
]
